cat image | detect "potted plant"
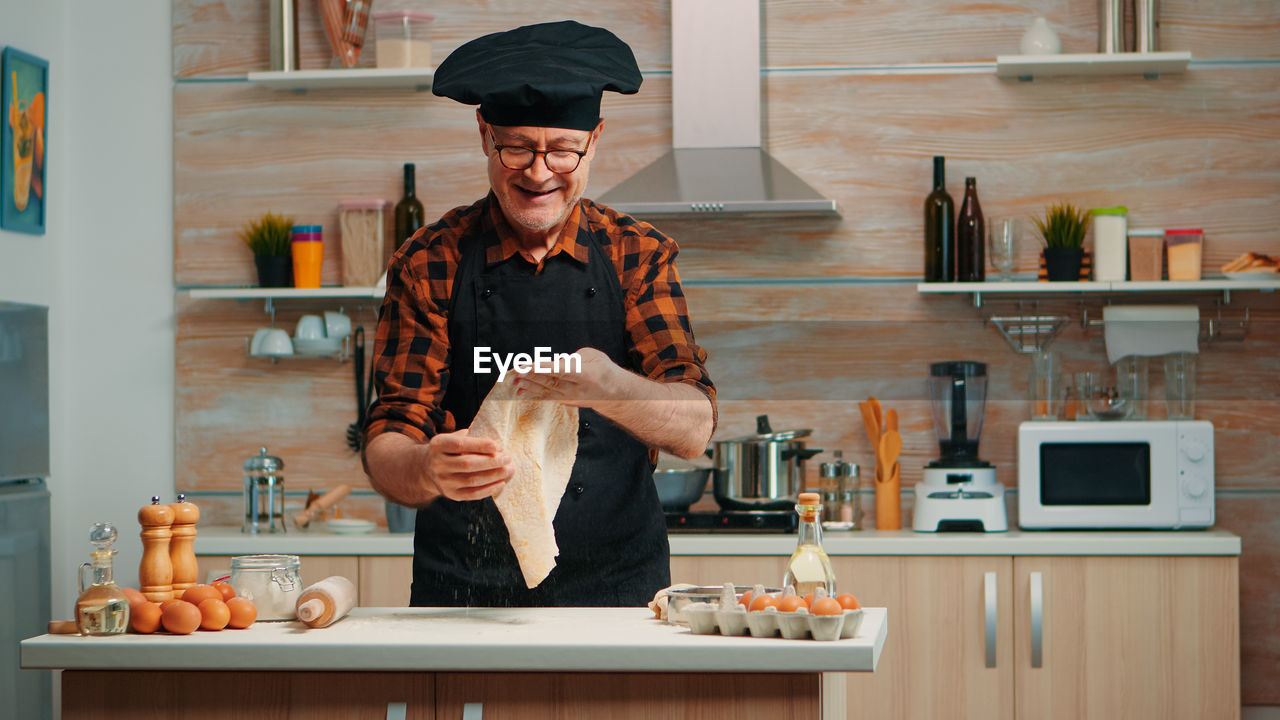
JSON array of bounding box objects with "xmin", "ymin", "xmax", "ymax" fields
[
  {"xmin": 240, "ymin": 211, "xmax": 295, "ymax": 288},
  {"xmin": 1033, "ymin": 201, "xmax": 1088, "ymax": 281}
]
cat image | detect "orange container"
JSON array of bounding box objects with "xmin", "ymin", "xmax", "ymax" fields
[{"xmin": 291, "ymin": 225, "xmax": 323, "ymax": 289}]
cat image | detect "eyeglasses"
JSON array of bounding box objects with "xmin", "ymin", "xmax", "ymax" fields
[{"xmin": 487, "ymin": 125, "xmax": 592, "ymax": 174}]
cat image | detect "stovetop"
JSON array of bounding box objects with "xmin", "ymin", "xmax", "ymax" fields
[{"xmin": 665, "ymin": 511, "xmax": 799, "ymax": 533}]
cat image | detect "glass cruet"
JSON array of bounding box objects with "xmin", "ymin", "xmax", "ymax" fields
[{"xmin": 76, "ymin": 521, "xmax": 131, "ymax": 636}]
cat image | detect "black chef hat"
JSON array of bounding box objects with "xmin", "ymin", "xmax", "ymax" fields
[{"xmin": 432, "ymin": 20, "xmax": 642, "ymax": 132}]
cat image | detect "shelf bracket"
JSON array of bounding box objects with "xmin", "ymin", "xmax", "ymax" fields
[{"xmin": 262, "ymin": 298, "xmax": 277, "ymax": 325}]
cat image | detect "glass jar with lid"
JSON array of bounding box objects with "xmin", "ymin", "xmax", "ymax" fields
[
  {"xmin": 229, "ymin": 554, "xmax": 301, "ymax": 621},
  {"xmin": 372, "ymin": 10, "xmax": 434, "ymax": 68}
]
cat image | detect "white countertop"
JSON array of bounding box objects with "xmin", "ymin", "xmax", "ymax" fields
[
  {"xmin": 22, "ymin": 607, "xmax": 886, "ymax": 673},
  {"xmin": 196, "ymin": 526, "xmax": 1241, "ymax": 557}
]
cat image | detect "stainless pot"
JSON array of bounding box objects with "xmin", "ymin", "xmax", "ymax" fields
[{"xmin": 710, "ymin": 415, "xmax": 822, "ymax": 511}]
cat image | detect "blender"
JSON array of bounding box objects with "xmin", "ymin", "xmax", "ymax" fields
[{"xmin": 913, "ymin": 361, "xmax": 1008, "ymax": 532}]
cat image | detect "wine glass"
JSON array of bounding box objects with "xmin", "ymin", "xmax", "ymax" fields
[{"xmin": 988, "ymin": 217, "xmax": 1018, "ymax": 281}]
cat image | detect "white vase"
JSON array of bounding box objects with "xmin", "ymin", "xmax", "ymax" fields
[{"xmin": 1020, "ymin": 17, "xmax": 1062, "ymax": 55}]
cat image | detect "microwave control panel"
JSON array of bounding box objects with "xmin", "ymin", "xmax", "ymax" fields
[{"xmin": 1175, "ymin": 422, "xmax": 1215, "ymax": 527}]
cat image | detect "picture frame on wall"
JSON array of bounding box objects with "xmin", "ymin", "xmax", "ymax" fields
[{"xmin": 1, "ymin": 47, "xmax": 49, "ymax": 235}]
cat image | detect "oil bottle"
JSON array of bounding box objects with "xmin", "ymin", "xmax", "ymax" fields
[
  {"xmin": 76, "ymin": 521, "xmax": 131, "ymax": 636},
  {"xmin": 783, "ymin": 492, "xmax": 837, "ymax": 596}
]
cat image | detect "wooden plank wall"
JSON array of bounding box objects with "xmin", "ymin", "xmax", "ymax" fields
[{"xmin": 172, "ymin": 0, "xmax": 1280, "ymax": 703}]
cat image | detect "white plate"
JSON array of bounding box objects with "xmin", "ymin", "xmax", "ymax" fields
[
  {"xmin": 327, "ymin": 518, "xmax": 376, "ymax": 535},
  {"xmin": 1222, "ymin": 271, "xmax": 1280, "ymax": 282}
]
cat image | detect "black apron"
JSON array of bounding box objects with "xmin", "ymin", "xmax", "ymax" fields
[{"xmin": 409, "ymin": 212, "xmax": 670, "ymax": 607}]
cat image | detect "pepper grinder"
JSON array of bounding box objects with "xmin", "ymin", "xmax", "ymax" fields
[
  {"xmin": 169, "ymin": 494, "xmax": 200, "ymax": 595},
  {"xmin": 138, "ymin": 496, "xmax": 175, "ymax": 602}
]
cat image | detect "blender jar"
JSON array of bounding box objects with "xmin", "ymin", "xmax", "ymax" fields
[
  {"xmin": 927, "ymin": 361, "xmax": 989, "ymax": 466},
  {"xmin": 373, "ymin": 10, "xmax": 434, "ymax": 68}
]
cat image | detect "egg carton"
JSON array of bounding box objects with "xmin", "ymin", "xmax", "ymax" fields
[{"xmin": 683, "ymin": 603, "xmax": 863, "ymax": 641}]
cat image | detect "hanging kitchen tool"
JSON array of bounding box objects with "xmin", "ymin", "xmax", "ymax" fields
[{"xmin": 346, "ymin": 326, "xmax": 365, "ymax": 451}]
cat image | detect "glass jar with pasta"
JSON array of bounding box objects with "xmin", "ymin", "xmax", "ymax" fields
[{"xmin": 337, "ymin": 199, "xmax": 387, "ymax": 287}]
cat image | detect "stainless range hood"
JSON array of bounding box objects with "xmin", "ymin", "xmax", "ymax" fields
[{"xmin": 597, "ymin": 0, "xmax": 839, "ymax": 217}]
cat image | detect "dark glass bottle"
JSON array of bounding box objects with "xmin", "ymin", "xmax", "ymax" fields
[
  {"xmin": 956, "ymin": 176, "xmax": 985, "ymax": 282},
  {"xmin": 923, "ymin": 156, "xmax": 954, "ymax": 282},
  {"xmin": 391, "ymin": 163, "xmax": 425, "ymax": 264}
]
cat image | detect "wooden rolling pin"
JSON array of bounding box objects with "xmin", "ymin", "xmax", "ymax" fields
[
  {"xmin": 293, "ymin": 484, "xmax": 352, "ymax": 528},
  {"xmin": 296, "ymin": 575, "xmax": 358, "ymax": 628}
]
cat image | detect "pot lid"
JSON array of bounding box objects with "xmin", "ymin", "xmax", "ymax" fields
[{"xmin": 718, "ymin": 415, "xmax": 813, "ymax": 443}]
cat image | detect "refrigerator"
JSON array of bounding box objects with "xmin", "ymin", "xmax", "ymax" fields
[{"xmin": 0, "ymin": 301, "xmax": 52, "ymax": 720}]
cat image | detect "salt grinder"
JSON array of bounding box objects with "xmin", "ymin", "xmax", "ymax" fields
[
  {"xmin": 243, "ymin": 447, "xmax": 286, "ymax": 534},
  {"xmin": 138, "ymin": 496, "xmax": 175, "ymax": 602},
  {"xmin": 169, "ymin": 494, "xmax": 200, "ymax": 594}
]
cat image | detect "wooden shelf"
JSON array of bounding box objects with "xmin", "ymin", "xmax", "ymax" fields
[
  {"xmin": 917, "ymin": 278, "xmax": 1278, "ymax": 294},
  {"xmin": 187, "ymin": 287, "xmax": 384, "ymax": 300},
  {"xmin": 246, "ymin": 68, "xmax": 434, "ymax": 91},
  {"xmin": 995, "ymin": 51, "xmax": 1191, "ymax": 80}
]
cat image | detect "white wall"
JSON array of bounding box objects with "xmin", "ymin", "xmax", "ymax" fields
[{"xmin": 1, "ymin": 0, "xmax": 174, "ymax": 625}]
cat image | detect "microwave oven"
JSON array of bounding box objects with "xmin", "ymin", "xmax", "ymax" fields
[{"xmin": 1017, "ymin": 420, "xmax": 1214, "ymax": 530}]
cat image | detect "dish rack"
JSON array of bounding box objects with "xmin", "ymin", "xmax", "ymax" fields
[{"xmin": 986, "ymin": 300, "xmax": 1069, "ymax": 354}]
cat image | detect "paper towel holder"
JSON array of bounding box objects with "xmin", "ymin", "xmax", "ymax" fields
[{"xmin": 1081, "ymin": 302, "xmax": 1250, "ymax": 344}]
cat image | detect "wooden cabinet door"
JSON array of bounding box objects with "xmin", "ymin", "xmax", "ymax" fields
[
  {"xmin": 63, "ymin": 671, "xmax": 434, "ymax": 720},
  {"xmin": 360, "ymin": 556, "xmax": 413, "ymax": 607},
  {"xmin": 1013, "ymin": 556, "xmax": 1240, "ymax": 720},
  {"xmin": 837, "ymin": 556, "xmax": 1015, "ymax": 720},
  {"xmin": 196, "ymin": 554, "xmax": 359, "ymax": 590},
  {"xmin": 436, "ymin": 672, "xmax": 818, "ymax": 720}
]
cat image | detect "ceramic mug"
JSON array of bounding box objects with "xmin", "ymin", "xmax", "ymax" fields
[
  {"xmin": 256, "ymin": 328, "xmax": 294, "ymax": 357},
  {"xmin": 323, "ymin": 311, "xmax": 352, "ymax": 340},
  {"xmin": 295, "ymin": 314, "xmax": 326, "ymax": 341}
]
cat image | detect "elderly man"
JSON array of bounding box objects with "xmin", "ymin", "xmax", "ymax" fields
[{"xmin": 363, "ymin": 21, "xmax": 716, "ymax": 607}]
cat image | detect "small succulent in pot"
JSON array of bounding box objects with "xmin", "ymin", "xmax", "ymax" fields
[
  {"xmin": 1032, "ymin": 201, "xmax": 1088, "ymax": 249},
  {"xmin": 240, "ymin": 211, "xmax": 295, "ymax": 287}
]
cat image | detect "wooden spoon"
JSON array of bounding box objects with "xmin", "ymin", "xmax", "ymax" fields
[
  {"xmin": 869, "ymin": 397, "xmax": 883, "ymax": 437},
  {"xmin": 878, "ymin": 430, "xmax": 903, "ymax": 484},
  {"xmin": 886, "ymin": 408, "xmax": 899, "ymax": 433},
  {"xmin": 859, "ymin": 401, "xmax": 881, "ymax": 449}
]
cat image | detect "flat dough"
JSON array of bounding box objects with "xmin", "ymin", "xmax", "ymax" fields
[{"xmin": 468, "ymin": 379, "xmax": 578, "ymax": 588}]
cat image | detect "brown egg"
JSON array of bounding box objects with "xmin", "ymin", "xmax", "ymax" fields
[
  {"xmin": 835, "ymin": 593, "xmax": 861, "ymax": 610},
  {"xmin": 121, "ymin": 587, "xmax": 148, "ymax": 610},
  {"xmin": 161, "ymin": 600, "xmax": 202, "ymax": 634},
  {"xmin": 777, "ymin": 595, "xmax": 809, "ymax": 613},
  {"xmin": 225, "ymin": 597, "xmax": 257, "ymax": 629},
  {"xmin": 748, "ymin": 594, "xmax": 778, "ymax": 612},
  {"xmin": 812, "ymin": 597, "xmax": 843, "ymax": 616},
  {"xmin": 129, "ymin": 601, "xmax": 162, "ymax": 634},
  {"xmin": 212, "ymin": 581, "xmax": 236, "ymax": 601},
  {"xmin": 737, "ymin": 591, "xmax": 753, "ymax": 609},
  {"xmin": 182, "ymin": 584, "xmax": 223, "ymax": 607},
  {"xmin": 198, "ymin": 598, "xmax": 231, "ymax": 631},
  {"xmin": 159, "ymin": 598, "xmax": 183, "ymax": 611}
]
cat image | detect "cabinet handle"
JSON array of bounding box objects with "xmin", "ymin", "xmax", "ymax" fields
[
  {"xmin": 462, "ymin": 702, "xmax": 484, "ymax": 720},
  {"xmin": 1030, "ymin": 571, "xmax": 1043, "ymax": 668},
  {"xmin": 385, "ymin": 702, "xmax": 407, "ymax": 720},
  {"xmin": 984, "ymin": 571, "xmax": 997, "ymax": 668}
]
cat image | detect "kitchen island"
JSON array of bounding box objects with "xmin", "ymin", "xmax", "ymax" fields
[{"xmin": 23, "ymin": 606, "xmax": 887, "ymax": 719}]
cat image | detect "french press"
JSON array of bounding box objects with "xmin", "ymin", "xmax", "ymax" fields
[{"xmin": 243, "ymin": 447, "xmax": 286, "ymax": 534}]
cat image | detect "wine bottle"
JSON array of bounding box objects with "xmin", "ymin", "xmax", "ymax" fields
[
  {"xmin": 923, "ymin": 156, "xmax": 955, "ymax": 282},
  {"xmin": 390, "ymin": 163, "xmax": 425, "ymax": 264},
  {"xmin": 956, "ymin": 176, "xmax": 985, "ymax": 282}
]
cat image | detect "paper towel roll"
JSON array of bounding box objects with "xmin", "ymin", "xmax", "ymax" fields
[{"xmin": 1103, "ymin": 305, "xmax": 1200, "ymax": 364}]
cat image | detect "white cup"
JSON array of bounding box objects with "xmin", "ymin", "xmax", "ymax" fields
[
  {"xmin": 323, "ymin": 311, "xmax": 352, "ymax": 340},
  {"xmin": 249, "ymin": 328, "xmax": 272, "ymax": 355},
  {"xmin": 295, "ymin": 314, "xmax": 326, "ymax": 341},
  {"xmin": 256, "ymin": 328, "xmax": 294, "ymax": 357}
]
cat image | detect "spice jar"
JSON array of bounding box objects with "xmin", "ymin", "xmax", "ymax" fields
[
  {"xmin": 338, "ymin": 199, "xmax": 386, "ymax": 287},
  {"xmin": 229, "ymin": 554, "xmax": 301, "ymax": 621},
  {"xmin": 373, "ymin": 10, "xmax": 434, "ymax": 68}
]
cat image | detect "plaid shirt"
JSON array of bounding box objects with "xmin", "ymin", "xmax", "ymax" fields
[{"xmin": 365, "ymin": 193, "xmax": 716, "ymax": 445}]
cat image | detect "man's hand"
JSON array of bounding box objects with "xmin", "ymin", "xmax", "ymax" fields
[
  {"xmin": 511, "ymin": 347, "xmax": 622, "ymax": 407},
  {"xmin": 422, "ymin": 429, "xmax": 514, "ymax": 502}
]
